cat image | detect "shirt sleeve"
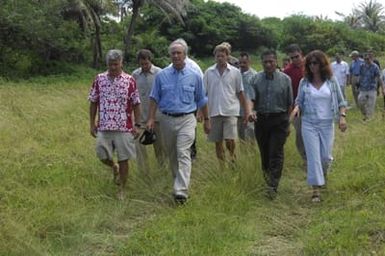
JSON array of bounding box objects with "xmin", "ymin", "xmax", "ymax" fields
[
  {"xmin": 286, "ymin": 76, "xmax": 293, "ymax": 107},
  {"xmin": 195, "ymin": 74, "xmax": 208, "ymax": 109},
  {"xmin": 129, "ymin": 77, "xmax": 141, "ymax": 105},
  {"xmin": 88, "ymin": 75, "xmax": 100, "ymax": 102},
  {"xmin": 203, "ymin": 70, "xmax": 209, "ymax": 95},
  {"xmin": 236, "ymin": 70, "xmax": 244, "ymax": 93},
  {"xmin": 149, "ymin": 73, "xmax": 161, "ymax": 103}
]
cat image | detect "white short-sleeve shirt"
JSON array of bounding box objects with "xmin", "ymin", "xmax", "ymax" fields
[
  {"xmin": 204, "ymin": 63, "xmax": 244, "ymax": 117},
  {"xmin": 331, "ymin": 61, "xmax": 350, "ymax": 87}
]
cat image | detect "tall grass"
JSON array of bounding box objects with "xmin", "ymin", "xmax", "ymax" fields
[{"xmin": 1, "ymin": 74, "xmax": 385, "ymax": 255}]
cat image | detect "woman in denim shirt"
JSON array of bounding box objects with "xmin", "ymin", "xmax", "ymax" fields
[{"xmin": 290, "ymin": 50, "xmax": 347, "ymax": 202}]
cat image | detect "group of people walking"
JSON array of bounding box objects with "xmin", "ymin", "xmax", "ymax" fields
[{"xmin": 88, "ymin": 39, "xmax": 385, "ymax": 203}]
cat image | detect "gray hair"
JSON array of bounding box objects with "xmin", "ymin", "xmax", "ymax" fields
[
  {"xmin": 106, "ymin": 49, "xmax": 123, "ymax": 64},
  {"xmin": 168, "ymin": 38, "xmax": 188, "ymax": 55}
]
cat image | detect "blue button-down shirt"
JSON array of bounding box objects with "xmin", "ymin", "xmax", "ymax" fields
[
  {"xmin": 150, "ymin": 65, "xmax": 208, "ymax": 113},
  {"xmin": 350, "ymin": 58, "xmax": 364, "ymax": 76},
  {"xmin": 359, "ymin": 63, "xmax": 380, "ymax": 91}
]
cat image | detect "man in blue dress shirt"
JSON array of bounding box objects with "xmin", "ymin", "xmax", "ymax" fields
[{"xmin": 146, "ymin": 39, "xmax": 210, "ymax": 204}]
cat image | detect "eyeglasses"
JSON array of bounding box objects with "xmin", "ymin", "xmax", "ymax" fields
[
  {"xmin": 309, "ymin": 61, "xmax": 319, "ymax": 66},
  {"xmin": 290, "ymin": 55, "xmax": 300, "ymax": 60}
]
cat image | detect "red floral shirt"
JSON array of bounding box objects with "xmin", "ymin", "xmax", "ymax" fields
[{"xmin": 88, "ymin": 71, "xmax": 140, "ymax": 132}]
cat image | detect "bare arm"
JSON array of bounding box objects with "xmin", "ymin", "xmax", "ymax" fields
[
  {"xmin": 199, "ymin": 104, "xmax": 211, "ymax": 134},
  {"xmin": 146, "ymin": 99, "xmax": 158, "ymax": 130},
  {"xmin": 239, "ymin": 91, "xmax": 251, "ymax": 124},
  {"xmin": 89, "ymin": 102, "xmax": 98, "ymax": 137}
]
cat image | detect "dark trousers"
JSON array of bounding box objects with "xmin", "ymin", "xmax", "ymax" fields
[{"xmin": 254, "ymin": 113, "xmax": 289, "ymax": 189}]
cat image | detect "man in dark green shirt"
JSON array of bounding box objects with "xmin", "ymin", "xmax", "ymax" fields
[{"xmin": 252, "ymin": 49, "xmax": 293, "ymax": 199}]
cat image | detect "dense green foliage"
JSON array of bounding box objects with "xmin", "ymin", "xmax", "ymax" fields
[
  {"xmin": 1, "ymin": 72, "xmax": 385, "ymax": 255},
  {"xmin": 1, "ymin": 0, "xmax": 385, "ymax": 77}
]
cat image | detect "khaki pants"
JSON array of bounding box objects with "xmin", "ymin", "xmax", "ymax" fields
[
  {"xmin": 358, "ymin": 90, "xmax": 377, "ymax": 119},
  {"xmin": 160, "ymin": 113, "xmax": 196, "ymax": 198}
]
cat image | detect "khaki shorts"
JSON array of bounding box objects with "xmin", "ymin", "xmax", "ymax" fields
[
  {"xmin": 96, "ymin": 131, "xmax": 136, "ymax": 161},
  {"xmin": 208, "ymin": 116, "xmax": 238, "ymax": 142}
]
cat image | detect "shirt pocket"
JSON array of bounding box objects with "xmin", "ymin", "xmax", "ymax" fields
[{"xmin": 182, "ymin": 85, "xmax": 195, "ymax": 104}]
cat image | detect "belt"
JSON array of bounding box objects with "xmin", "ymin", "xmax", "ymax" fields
[
  {"xmin": 162, "ymin": 111, "xmax": 195, "ymax": 117},
  {"xmin": 257, "ymin": 112, "xmax": 287, "ymax": 118}
]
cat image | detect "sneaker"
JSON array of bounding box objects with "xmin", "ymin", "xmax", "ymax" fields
[{"xmin": 311, "ymin": 189, "xmax": 321, "ymax": 203}]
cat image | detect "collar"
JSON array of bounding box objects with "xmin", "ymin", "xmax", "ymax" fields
[
  {"xmin": 264, "ymin": 70, "xmax": 277, "ymax": 80},
  {"xmin": 172, "ymin": 65, "xmax": 186, "ymax": 75},
  {"xmin": 139, "ymin": 65, "xmax": 155, "ymax": 75},
  {"xmin": 107, "ymin": 71, "xmax": 124, "ymax": 79}
]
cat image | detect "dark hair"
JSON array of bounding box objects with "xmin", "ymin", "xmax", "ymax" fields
[
  {"xmin": 239, "ymin": 52, "xmax": 250, "ymax": 59},
  {"xmin": 136, "ymin": 49, "xmax": 153, "ymax": 62},
  {"xmin": 304, "ymin": 50, "xmax": 332, "ymax": 82},
  {"xmin": 286, "ymin": 44, "xmax": 302, "ymax": 54},
  {"xmin": 260, "ymin": 49, "xmax": 277, "ymax": 60}
]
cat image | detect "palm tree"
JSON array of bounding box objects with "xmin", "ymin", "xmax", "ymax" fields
[
  {"xmin": 335, "ymin": 10, "xmax": 362, "ymax": 29},
  {"xmin": 357, "ymin": 0, "xmax": 385, "ymax": 32},
  {"xmin": 63, "ymin": 0, "xmax": 115, "ymax": 67},
  {"xmin": 118, "ymin": 0, "xmax": 189, "ymax": 56}
]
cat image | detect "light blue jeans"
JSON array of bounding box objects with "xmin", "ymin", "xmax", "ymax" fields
[{"xmin": 301, "ymin": 118, "xmax": 334, "ymax": 186}]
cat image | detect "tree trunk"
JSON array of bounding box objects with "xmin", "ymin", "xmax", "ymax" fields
[
  {"xmin": 124, "ymin": 0, "xmax": 143, "ymax": 58},
  {"xmin": 89, "ymin": 6, "xmax": 102, "ymax": 68}
]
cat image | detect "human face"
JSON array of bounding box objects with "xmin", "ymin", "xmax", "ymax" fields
[
  {"xmin": 364, "ymin": 54, "xmax": 372, "ymax": 65},
  {"xmin": 288, "ymin": 51, "xmax": 303, "ymax": 67},
  {"xmin": 170, "ymin": 44, "xmax": 186, "ymax": 69},
  {"xmin": 107, "ymin": 59, "xmax": 123, "ymax": 76},
  {"xmin": 238, "ymin": 56, "xmax": 250, "ymax": 73},
  {"xmin": 335, "ymin": 54, "xmax": 341, "ymax": 63},
  {"xmin": 139, "ymin": 58, "xmax": 152, "ymax": 73},
  {"xmin": 308, "ymin": 58, "xmax": 320, "ymax": 74},
  {"xmin": 262, "ymin": 54, "xmax": 277, "ymax": 74},
  {"xmin": 215, "ymin": 51, "xmax": 228, "ymax": 66}
]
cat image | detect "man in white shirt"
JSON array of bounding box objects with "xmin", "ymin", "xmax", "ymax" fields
[
  {"xmin": 331, "ymin": 53, "xmax": 350, "ymax": 103},
  {"xmin": 204, "ymin": 44, "xmax": 251, "ymax": 167}
]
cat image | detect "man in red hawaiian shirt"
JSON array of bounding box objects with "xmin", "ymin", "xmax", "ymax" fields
[{"xmin": 89, "ymin": 49, "xmax": 141, "ymax": 200}]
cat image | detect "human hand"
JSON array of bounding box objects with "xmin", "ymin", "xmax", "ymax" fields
[
  {"xmin": 203, "ymin": 119, "xmax": 211, "ymax": 134},
  {"xmin": 290, "ymin": 106, "xmax": 300, "ymax": 123},
  {"xmin": 90, "ymin": 125, "xmax": 97, "ymax": 138},
  {"xmin": 339, "ymin": 117, "xmax": 347, "ymax": 132}
]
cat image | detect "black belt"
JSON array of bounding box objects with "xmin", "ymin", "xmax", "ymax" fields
[
  {"xmin": 257, "ymin": 112, "xmax": 287, "ymax": 118},
  {"xmin": 162, "ymin": 111, "xmax": 195, "ymax": 117}
]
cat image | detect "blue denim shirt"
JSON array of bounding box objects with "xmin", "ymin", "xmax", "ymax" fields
[
  {"xmin": 359, "ymin": 63, "xmax": 380, "ymax": 91},
  {"xmin": 295, "ymin": 77, "xmax": 347, "ymax": 122},
  {"xmin": 149, "ymin": 65, "xmax": 208, "ymax": 113},
  {"xmin": 350, "ymin": 58, "xmax": 364, "ymax": 76}
]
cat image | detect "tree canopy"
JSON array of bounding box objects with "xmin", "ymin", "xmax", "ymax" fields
[{"xmin": 1, "ymin": 0, "xmax": 385, "ymax": 77}]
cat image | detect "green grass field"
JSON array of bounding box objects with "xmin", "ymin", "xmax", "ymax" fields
[{"xmin": 1, "ymin": 71, "xmax": 385, "ymax": 256}]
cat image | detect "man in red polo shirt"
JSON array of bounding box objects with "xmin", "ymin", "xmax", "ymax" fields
[{"xmin": 283, "ymin": 44, "xmax": 306, "ymax": 166}]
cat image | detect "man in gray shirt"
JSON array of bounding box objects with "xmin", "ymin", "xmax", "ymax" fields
[
  {"xmin": 132, "ymin": 49, "xmax": 165, "ymax": 173},
  {"xmin": 252, "ymin": 49, "xmax": 293, "ymax": 199}
]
